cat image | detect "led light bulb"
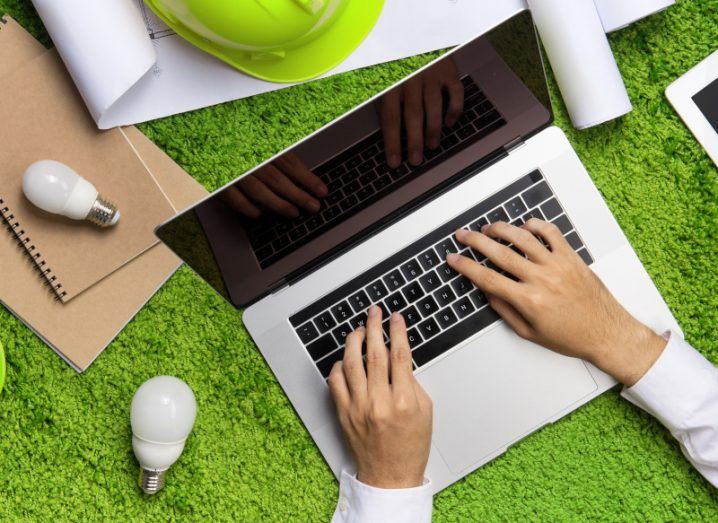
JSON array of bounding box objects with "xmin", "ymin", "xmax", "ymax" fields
[
  {"xmin": 22, "ymin": 160, "xmax": 120, "ymax": 227},
  {"xmin": 130, "ymin": 376, "xmax": 197, "ymax": 495}
]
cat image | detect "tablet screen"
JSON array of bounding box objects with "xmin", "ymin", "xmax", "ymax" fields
[{"xmin": 692, "ymin": 78, "xmax": 718, "ymax": 133}]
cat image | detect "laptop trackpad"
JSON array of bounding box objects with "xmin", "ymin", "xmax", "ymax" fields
[{"xmin": 417, "ymin": 323, "xmax": 597, "ymax": 474}]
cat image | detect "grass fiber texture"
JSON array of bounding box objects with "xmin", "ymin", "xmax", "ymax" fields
[{"xmin": 0, "ymin": 0, "xmax": 717, "ymax": 520}]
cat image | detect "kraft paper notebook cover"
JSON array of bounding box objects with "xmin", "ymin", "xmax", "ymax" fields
[
  {"xmin": 0, "ymin": 16, "xmax": 207, "ymax": 371},
  {"xmin": 0, "ymin": 45, "xmax": 176, "ymax": 303}
]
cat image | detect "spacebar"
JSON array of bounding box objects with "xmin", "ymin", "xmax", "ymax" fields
[{"xmin": 412, "ymin": 306, "xmax": 500, "ymax": 367}]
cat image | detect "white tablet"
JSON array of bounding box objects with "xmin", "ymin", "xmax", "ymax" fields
[{"xmin": 666, "ymin": 49, "xmax": 718, "ymax": 167}]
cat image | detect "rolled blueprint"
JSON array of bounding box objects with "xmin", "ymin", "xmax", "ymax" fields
[
  {"xmin": 527, "ymin": 0, "xmax": 632, "ymax": 129},
  {"xmin": 593, "ymin": 0, "xmax": 675, "ymax": 32}
]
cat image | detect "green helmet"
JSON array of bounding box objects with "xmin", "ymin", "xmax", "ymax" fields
[{"xmin": 144, "ymin": 0, "xmax": 385, "ymax": 83}]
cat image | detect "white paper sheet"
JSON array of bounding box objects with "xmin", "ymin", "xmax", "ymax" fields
[{"xmin": 30, "ymin": 0, "xmax": 671, "ymax": 130}]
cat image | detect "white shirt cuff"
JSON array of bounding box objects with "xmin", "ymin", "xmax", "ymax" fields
[
  {"xmin": 621, "ymin": 331, "xmax": 717, "ymax": 432},
  {"xmin": 331, "ymin": 470, "xmax": 433, "ymax": 523}
]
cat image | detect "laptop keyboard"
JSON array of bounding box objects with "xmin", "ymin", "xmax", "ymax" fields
[
  {"xmin": 289, "ymin": 170, "xmax": 594, "ymax": 379},
  {"xmin": 249, "ymin": 76, "xmax": 506, "ymax": 268}
]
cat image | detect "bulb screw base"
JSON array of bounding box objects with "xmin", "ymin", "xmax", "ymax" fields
[
  {"xmin": 86, "ymin": 196, "xmax": 120, "ymax": 227},
  {"xmin": 139, "ymin": 467, "xmax": 167, "ymax": 495}
]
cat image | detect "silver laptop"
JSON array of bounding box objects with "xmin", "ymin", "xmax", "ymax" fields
[{"xmin": 156, "ymin": 10, "xmax": 680, "ymax": 493}]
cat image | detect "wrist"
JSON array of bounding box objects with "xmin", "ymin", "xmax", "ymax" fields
[
  {"xmin": 594, "ymin": 323, "xmax": 667, "ymax": 386},
  {"xmin": 357, "ymin": 470, "xmax": 425, "ymax": 489}
]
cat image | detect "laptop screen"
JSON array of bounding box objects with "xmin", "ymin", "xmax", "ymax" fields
[{"xmin": 156, "ymin": 11, "xmax": 552, "ymax": 307}]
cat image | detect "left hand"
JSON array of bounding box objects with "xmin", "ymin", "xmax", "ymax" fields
[{"xmin": 328, "ymin": 306, "xmax": 433, "ymax": 488}]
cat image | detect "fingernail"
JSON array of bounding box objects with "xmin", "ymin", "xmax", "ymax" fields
[
  {"xmin": 389, "ymin": 154, "xmax": 400, "ymax": 167},
  {"xmin": 410, "ymin": 152, "xmax": 423, "ymax": 165},
  {"xmin": 356, "ymin": 326, "xmax": 366, "ymax": 333},
  {"xmin": 428, "ymin": 139, "xmax": 439, "ymax": 150},
  {"xmin": 455, "ymin": 228, "xmax": 467, "ymax": 240},
  {"xmin": 368, "ymin": 305, "xmax": 380, "ymax": 317},
  {"xmin": 447, "ymin": 253, "xmax": 460, "ymax": 263},
  {"xmin": 481, "ymin": 224, "xmax": 489, "ymax": 233},
  {"xmin": 305, "ymin": 199, "xmax": 321, "ymax": 213},
  {"xmin": 391, "ymin": 312, "xmax": 402, "ymax": 323},
  {"xmin": 315, "ymin": 184, "xmax": 328, "ymax": 197}
]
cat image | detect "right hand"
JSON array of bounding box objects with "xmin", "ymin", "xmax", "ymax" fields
[
  {"xmin": 223, "ymin": 152, "xmax": 328, "ymax": 219},
  {"xmin": 447, "ymin": 220, "xmax": 667, "ymax": 386},
  {"xmin": 328, "ymin": 306, "xmax": 433, "ymax": 489}
]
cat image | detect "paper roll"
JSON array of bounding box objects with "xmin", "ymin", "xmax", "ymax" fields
[
  {"xmin": 593, "ymin": 0, "xmax": 675, "ymax": 32},
  {"xmin": 527, "ymin": 0, "xmax": 632, "ymax": 129}
]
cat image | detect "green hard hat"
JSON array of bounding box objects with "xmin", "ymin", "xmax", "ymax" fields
[{"xmin": 144, "ymin": 0, "xmax": 385, "ymax": 83}]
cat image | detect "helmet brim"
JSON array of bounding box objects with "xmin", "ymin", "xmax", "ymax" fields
[{"xmin": 145, "ymin": 0, "xmax": 385, "ymax": 84}]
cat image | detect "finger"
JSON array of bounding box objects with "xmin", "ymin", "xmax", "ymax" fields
[
  {"xmin": 481, "ymin": 221, "xmax": 550, "ymax": 263},
  {"xmin": 380, "ymin": 89, "xmax": 403, "ymax": 168},
  {"xmin": 274, "ymin": 152, "xmax": 328, "ymax": 198},
  {"xmin": 258, "ymin": 165, "xmax": 321, "ymax": 214},
  {"xmin": 238, "ymin": 175, "xmax": 300, "ymax": 218},
  {"xmin": 455, "ymin": 228, "xmax": 535, "ymax": 281},
  {"xmin": 486, "ymin": 293, "xmax": 534, "ymax": 339},
  {"xmin": 521, "ymin": 218, "xmax": 572, "ymax": 254},
  {"xmin": 446, "ymin": 251, "xmax": 523, "ymax": 304},
  {"xmin": 223, "ymin": 186, "xmax": 262, "ymax": 219},
  {"xmin": 327, "ymin": 361, "xmax": 351, "ymax": 413},
  {"xmin": 444, "ymin": 76, "xmax": 464, "ymax": 127},
  {"xmin": 404, "ymin": 79, "xmax": 425, "ymax": 166},
  {"xmin": 388, "ymin": 313, "xmax": 415, "ymax": 391},
  {"xmin": 365, "ymin": 305, "xmax": 390, "ymax": 392},
  {"xmin": 423, "ymin": 81, "xmax": 443, "ymax": 150},
  {"xmin": 342, "ymin": 327, "xmax": 367, "ymax": 401}
]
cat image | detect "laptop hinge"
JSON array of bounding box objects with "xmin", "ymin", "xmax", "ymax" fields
[
  {"xmin": 503, "ymin": 136, "xmax": 525, "ymax": 154},
  {"xmin": 269, "ymin": 279, "xmax": 290, "ymax": 296}
]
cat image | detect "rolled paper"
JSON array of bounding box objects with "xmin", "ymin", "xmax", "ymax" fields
[{"xmin": 594, "ymin": 0, "xmax": 675, "ymax": 32}]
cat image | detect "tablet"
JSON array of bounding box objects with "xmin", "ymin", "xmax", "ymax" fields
[{"xmin": 666, "ymin": 49, "xmax": 718, "ymax": 167}]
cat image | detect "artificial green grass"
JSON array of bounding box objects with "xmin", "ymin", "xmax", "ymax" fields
[{"xmin": 1, "ymin": 0, "xmax": 717, "ymax": 520}]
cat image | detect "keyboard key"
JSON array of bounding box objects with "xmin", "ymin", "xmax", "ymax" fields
[
  {"xmin": 452, "ymin": 297, "xmax": 475, "ymax": 319},
  {"xmin": 316, "ymin": 348, "xmax": 343, "ymax": 378},
  {"xmin": 434, "ymin": 285, "xmax": 456, "ymax": 308},
  {"xmin": 419, "ymin": 271, "xmax": 442, "ymax": 292},
  {"xmin": 326, "ymin": 191, "xmax": 343, "ymax": 206},
  {"xmin": 434, "ymin": 237, "xmax": 459, "ymax": 258},
  {"xmin": 412, "ymin": 306, "xmax": 500, "ymax": 367},
  {"xmin": 357, "ymin": 185, "xmax": 375, "ymax": 201},
  {"xmin": 323, "ymin": 206, "xmax": 341, "ymax": 221},
  {"xmin": 552, "ymin": 214, "xmax": 572, "ymax": 234},
  {"xmin": 374, "ymin": 175, "xmax": 392, "ymax": 190},
  {"xmin": 457, "ymin": 124, "xmax": 476, "ymax": 140},
  {"xmin": 255, "ymin": 245, "xmax": 273, "ymax": 262},
  {"xmin": 576, "ymin": 248, "xmax": 594, "ymax": 265},
  {"xmin": 505, "ymin": 197, "xmax": 527, "ymax": 219},
  {"xmin": 406, "ymin": 328, "xmax": 423, "ymax": 349},
  {"xmin": 540, "ymin": 198, "xmax": 562, "ymax": 220},
  {"xmin": 469, "ymin": 217, "xmax": 489, "ymax": 232},
  {"xmin": 327, "ymin": 164, "xmax": 346, "ymax": 178},
  {"xmin": 296, "ymin": 322, "xmax": 319, "ymax": 344},
  {"xmin": 522, "ymin": 208, "xmax": 545, "ymax": 222},
  {"xmin": 417, "ymin": 317, "xmax": 440, "ymax": 339},
  {"xmin": 450, "ymin": 276, "xmax": 473, "ymax": 296},
  {"xmin": 383, "ymin": 269, "xmax": 406, "ymax": 291},
  {"xmin": 358, "ymin": 160, "xmax": 375, "ymax": 173},
  {"xmin": 365, "ymin": 280, "xmax": 389, "ymax": 301},
  {"xmin": 418, "ymin": 249, "xmax": 441, "ymax": 270},
  {"xmin": 331, "ymin": 301, "xmax": 353, "ymax": 322},
  {"xmin": 386, "ymin": 291, "xmax": 408, "ymax": 313},
  {"xmin": 402, "ymin": 281, "xmax": 425, "ymax": 303},
  {"xmin": 314, "ymin": 311, "xmax": 337, "ymax": 333},
  {"xmin": 435, "ymin": 308, "xmax": 458, "ymax": 329},
  {"xmin": 417, "ymin": 295, "xmax": 439, "ymax": 317},
  {"xmin": 340, "ymin": 194, "xmax": 358, "ymax": 211},
  {"xmin": 487, "ymin": 206, "xmax": 509, "ymax": 223},
  {"xmin": 332, "ymin": 323, "xmax": 352, "ymax": 345},
  {"xmin": 359, "ymin": 171, "xmax": 377, "ymax": 185},
  {"xmin": 349, "ymin": 312, "xmax": 368, "ymax": 330},
  {"xmin": 382, "ymin": 319, "xmax": 391, "ymax": 337},
  {"xmin": 348, "ymin": 290, "xmax": 370, "ymax": 312},
  {"xmin": 436, "ymin": 263, "xmax": 458, "ymax": 282},
  {"xmin": 289, "ymin": 224, "xmax": 307, "ymax": 242},
  {"xmin": 273, "ymin": 234, "xmax": 290, "ymax": 251},
  {"xmin": 345, "ymin": 180, "xmax": 361, "ymax": 193},
  {"xmin": 346, "ymin": 156, "xmax": 362, "ymax": 169},
  {"xmin": 565, "ymin": 231, "xmax": 583, "ymax": 250},
  {"xmin": 402, "ymin": 305, "xmax": 422, "ymax": 327},
  {"xmin": 522, "ymin": 181, "xmax": 552, "ymax": 208},
  {"xmin": 468, "ymin": 289, "xmax": 488, "ymax": 309},
  {"xmin": 305, "ymin": 214, "xmax": 324, "ymax": 231},
  {"xmin": 376, "ymin": 301, "xmax": 390, "ymax": 319},
  {"xmin": 400, "ymin": 259, "xmax": 422, "ymax": 281},
  {"xmin": 307, "ymin": 333, "xmax": 338, "ymax": 360}
]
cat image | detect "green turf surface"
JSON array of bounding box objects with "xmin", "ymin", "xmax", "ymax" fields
[{"xmin": 1, "ymin": 0, "xmax": 717, "ymax": 520}]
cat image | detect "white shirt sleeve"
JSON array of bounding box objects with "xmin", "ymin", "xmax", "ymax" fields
[
  {"xmin": 330, "ymin": 470, "xmax": 433, "ymax": 523},
  {"xmin": 621, "ymin": 331, "xmax": 718, "ymax": 487}
]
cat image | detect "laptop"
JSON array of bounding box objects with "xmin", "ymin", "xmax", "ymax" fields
[{"xmin": 156, "ymin": 10, "xmax": 680, "ymax": 492}]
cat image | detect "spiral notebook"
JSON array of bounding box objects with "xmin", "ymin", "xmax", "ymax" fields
[{"xmin": 0, "ymin": 16, "xmax": 207, "ymax": 370}]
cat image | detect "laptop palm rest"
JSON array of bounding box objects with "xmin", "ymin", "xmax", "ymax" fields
[{"xmin": 417, "ymin": 323, "xmax": 597, "ymax": 474}]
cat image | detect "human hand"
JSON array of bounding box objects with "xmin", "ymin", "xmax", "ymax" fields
[
  {"xmin": 223, "ymin": 152, "xmax": 328, "ymax": 219},
  {"xmin": 447, "ymin": 220, "xmax": 667, "ymax": 387},
  {"xmin": 328, "ymin": 306, "xmax": 433, "ymax": 489},
  {"xmin": 379, "ymin": 58, "xmax": 464, "ymax": 168}
]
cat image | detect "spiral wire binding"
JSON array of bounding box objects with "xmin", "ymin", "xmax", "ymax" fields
[{"xmin": 0, "ymin": 198, "xmax": 67, "ymax": 300}]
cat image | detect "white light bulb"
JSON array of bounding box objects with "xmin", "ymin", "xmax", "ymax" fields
[
  {"xmin": 130, "ymin": 376, "xmax": 197, "ymax": 495},
  {"xmin": 22, "ymin": 160, "xmax": 120, "ymax": 227}
]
